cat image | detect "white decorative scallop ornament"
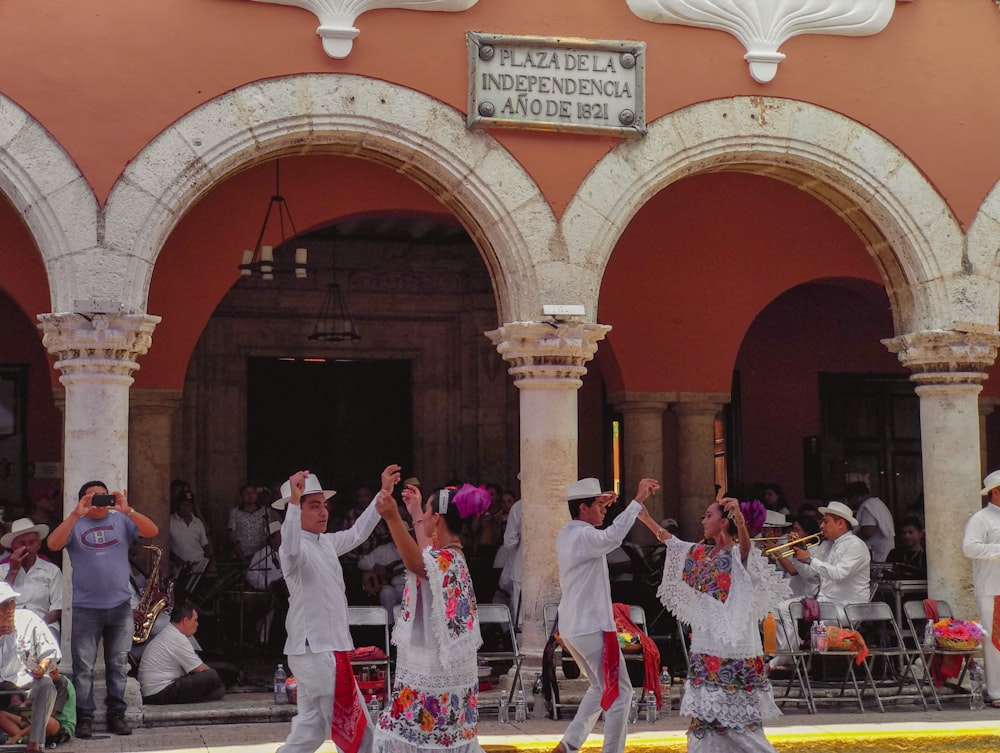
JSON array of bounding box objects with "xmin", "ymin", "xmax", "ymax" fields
[
  {"xmin": 626, "ymin": 0, "xmax": 913, "ymax": 83},
  {"xmin": 252, "ymin": 0, "xmax": 480, "ymax": 59}
]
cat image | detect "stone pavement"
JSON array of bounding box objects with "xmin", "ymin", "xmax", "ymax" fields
[{"xmin": 53, "ymin": 689, "xmax": 1000, "ymax": 753}]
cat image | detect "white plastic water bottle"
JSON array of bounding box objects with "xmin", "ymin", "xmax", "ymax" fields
[
  {"xmin": 660, "ymin": 668, "xmax": 672, "ymax": 714},
  {"xmin": 969, "ymin": 659, "xmax": 985, "ymax": 711},
  {"xmin": 514, "ymin": 689, "xmax": 527, "ymax": 722},
  {"xmin": 498, "ymin": 690, "xmax": 510, "ymax": 723},
  {"xmin": 645, "ymin": 689, "xmax": 657, "ymax": 723},
  {"xmin": 628, "ymin": 690, "xmax": 639, "ymax": 723},
  {"xmin": 923, "ymin": 619, "xmax": 935, "ymax": 650},
  {"xmin": 531, "ymin": 673, "xmax": 546, "ymax": 719},
  {"xmin": 273, "ymin": 663, "xmax": 288, "ymax": 705}
]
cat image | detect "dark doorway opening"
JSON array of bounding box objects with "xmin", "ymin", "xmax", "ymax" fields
[{"xmin": 247, "ymin": 357, "xmax": 413, "ymax": 501}]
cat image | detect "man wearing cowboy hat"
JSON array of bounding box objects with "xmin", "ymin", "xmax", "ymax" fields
[
  {"xmin": 552, "ymin": 476, "xmax": 660, "ymax": 753},
  {"xmin": 793, "ymin": 500, "xmax": 871, "ymax": 620},
  {"xmin": 0, "ymin": 582, "xmax": 61, "ymax": 753},
  {"xmin": 961, "ymin": 469, "xmax": 1000, "ymax": 707},
  {"xmin": 275, "ymin": 464, "xmax": 400, "ymax": 753},
  {"xmin": 0, "ymin": 519, "xmax": 62, "ymax": 641}
]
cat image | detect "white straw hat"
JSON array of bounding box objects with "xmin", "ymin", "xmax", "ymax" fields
[
  {"xmin": 0, "ymin": 518, "xmax": 51, "ymax": 550},
  {"xmin": 817, "ymin": 500, "xmax": 859, "ymax": 527},
  {"xmin": 273, "ymin": 474, "xmax": 336, "ymax": 510},
  {"xmin": 565, "ymin": 478, "xmax": 604, "ymax": 501},
  {"xmin": 980, "ymin": 469, "xmax": 1000, "ymax": 496}
]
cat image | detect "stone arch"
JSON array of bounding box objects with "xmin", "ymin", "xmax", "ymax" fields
[
  {"xmin": 100, "ymin": 74, "xmax": 557, "ymax": 322},
  {"xmin": 565, "ymin": 97, "xmax": 982, "ymax": 335},
  {"xmin": 0, "ymin": 93, "xmax": 99, "ymax": 311},
  {"xmin": 968, "ymin": 178, "xmax": 1000, "ymax": 292}
]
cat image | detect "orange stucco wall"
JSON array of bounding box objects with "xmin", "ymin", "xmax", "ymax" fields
[{"xmin": 1, "ymin": 2, "xmax": 999, "ymax": 223}]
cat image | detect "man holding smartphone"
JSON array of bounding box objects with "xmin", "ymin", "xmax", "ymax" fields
[{"xmin": 47, "ymin": 481, "xmax": 159, "ymax": 738}]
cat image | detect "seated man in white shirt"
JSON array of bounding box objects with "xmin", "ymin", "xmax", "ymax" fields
[
  {"xmin": 139, "ymin": 602, "xmax": 224, "ymax": 705},
  {"xmin": 0, "ymin": 519, "xmax": 62, "ymax": 641},
  {"xmin": 771, "ymin": 501, "xmax": 871, "ymax": 665},
  {"xmin": 0, "ymin": 583, "xmax": 60, "ymax": 753},
  {"xmin": 357, "ymin": 523, "xmax": 406, "ymax": 619}
]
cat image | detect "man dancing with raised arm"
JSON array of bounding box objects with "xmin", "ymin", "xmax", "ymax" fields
[
  {"xmin": 275, "ymin": 464, "xmax": 400, "ymax": 753},
  {"xmin": 552, "ymin": 476, "xmax": 660, "ymax": 753}
]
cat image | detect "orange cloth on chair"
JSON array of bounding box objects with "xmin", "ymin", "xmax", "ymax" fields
[
  {"xmin": 612, "ymin": 602, "xmax": 662, "ymax": 710},
  {"xmin": 824, "ymin": 625, "xmax": 869, "ymax": 665}
]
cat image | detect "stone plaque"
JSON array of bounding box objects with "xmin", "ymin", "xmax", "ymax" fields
[{"xmin": 467, "ymin": 32, "xmax": 645, "ymax": 138}]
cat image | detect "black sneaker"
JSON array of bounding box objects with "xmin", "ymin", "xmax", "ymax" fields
[
  {"xmin": 76, "ymin": 720, "xmax": 93, "ymax": 739},
  {"xmin": 108, "ymin": 715, "xmax": 132, "ymax": 736}
]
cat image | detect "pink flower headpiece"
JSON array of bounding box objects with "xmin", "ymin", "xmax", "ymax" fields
[
  {"xmin": 740, "ymin": 499, "xmax": 766, "ymax": 538},
  {"xmin": 441, "ymin": 483, "xmax": 492, "ymax": 519}
]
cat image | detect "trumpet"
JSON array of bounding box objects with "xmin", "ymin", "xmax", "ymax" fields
[{"xmin": 764, "ymin": 532, "xmax": 823, "ymax": 558}]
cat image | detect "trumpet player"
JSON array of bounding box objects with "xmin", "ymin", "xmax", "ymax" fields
[{"xmin": 768, "ymin": 502, "xmax": 870, "ymax": 671}]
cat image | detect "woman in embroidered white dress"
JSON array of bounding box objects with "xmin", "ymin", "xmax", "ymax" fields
[
  {"xmin": 373, "ymin": 483, "xmax": 489, "ymax": 753},
  {"xmin": 637, "ymin": 498, "xmax": 789, "ymax": 752}
]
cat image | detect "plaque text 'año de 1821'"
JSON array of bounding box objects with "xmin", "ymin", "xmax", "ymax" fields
[{"xmin": 467, "ymin": 33, "xmax": 646, "ymax": 137}]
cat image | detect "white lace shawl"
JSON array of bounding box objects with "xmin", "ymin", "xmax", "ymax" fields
[
  {"xmin": 657, "ymin": 537, "xmax": 790, "ymax": 658},
  {"xmin": 391, "ymin": 546, "xmax": 482, "ymax": 671}
]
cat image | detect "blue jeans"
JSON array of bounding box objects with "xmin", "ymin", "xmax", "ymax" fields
[{"xmin": 71, "ymin": 600, "xmax": 134, "ymax": 720}]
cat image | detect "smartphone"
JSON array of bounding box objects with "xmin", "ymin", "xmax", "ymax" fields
[{"xmin": 92, "ymin": 493, "xmax": 115, "ymax": 507}]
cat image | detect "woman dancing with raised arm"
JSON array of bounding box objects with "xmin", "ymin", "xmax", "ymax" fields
[
  {"xmin": 374, "ymin": 483, "xmax": 490, "ymax": 753},
  {"xmin": 638, "ymin": 498, "xmax": 788, "ymax": 752}
]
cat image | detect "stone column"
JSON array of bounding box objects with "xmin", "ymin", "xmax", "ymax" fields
[
  {"xmin": 609, "ymin": 392, "xmax": 675, "ymax": 543},
  {"xmin": 38, "ymin": 312, "xmax": 161, "ymax": 655},
  {"xmin": 487, "ymin": 321, "xmax": 610, "ymax": 661},
  {"xmin": 671, "ymin": 393, "xmax": 730, "ymax": 542},
  {"xmin": 884, "ymin": 329, "xmax": 1000, "ymax": 619},
  {"xmin": 129, "ymin": 389, "xmax": 183, "ymax": 559}
]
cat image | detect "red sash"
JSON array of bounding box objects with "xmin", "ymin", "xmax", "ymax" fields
[
  {"xmin": 599, "ymin": 631, "xmax": 619, "ymax": 711},
  {"xmin": 993, "ymin": 595, "xmax": 1000, "ymax": 652},
  {"xmin": 331, "ymin": 651, "xmax": 367, "ymax": 753}
]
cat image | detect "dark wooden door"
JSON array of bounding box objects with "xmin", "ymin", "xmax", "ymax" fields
[{"xmin": 819, "ymin": 374, "xmax": 923, "ymax": 519}]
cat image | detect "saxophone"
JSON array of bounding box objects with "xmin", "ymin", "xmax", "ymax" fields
[{"xmin": 133, "ymin": 545, "xmax": 174, "ymax": 644}]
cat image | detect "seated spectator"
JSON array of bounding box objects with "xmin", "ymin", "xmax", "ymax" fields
[
  {"xmin": 227, "ymin": 484, "xmax": 274, "ymax": 566},
  {"xmin": 763, "ymin": 483, "xmax": 792, "ymax": 516},
  {"xmin": 170, "ymin": 490, "xmax": 212, "ymax": 590},
  {"xmin": 0, "ymin": 519, "xmax": 62, "ymax": 641},
  {"xmin": 357, "ymin": 523, "xmax": 406, "ymax": 618},
  {"xmin": 0, "ymin": 583, "xmax": 60, "ymax": 753},
  {"xmin": 139, "ymin": 602, "xmax": 225, "ymax": 705},
  {"xmin": 845, "ymin": 481, "xmax": 895, "ymax": 562},
  {"xmin": 886, "ymin": 515, "xmax": 927, "ymax": 579}
]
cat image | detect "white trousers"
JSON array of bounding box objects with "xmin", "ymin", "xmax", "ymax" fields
[
  {"xmin": 278, "ymin": 649, "xmax": 374, "ymax": 753},
  {"xmin": 559, "ymin": 632, "xmax": 633, "ymax": 753},
  {"xmin": 976, "ymin": 595, "xmax": 1000, "ymax": 700}
]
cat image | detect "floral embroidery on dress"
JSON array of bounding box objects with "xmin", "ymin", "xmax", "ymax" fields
[
  {"xmin": 688, "ymin": 653, "xmax": 770, "ymax": 696},
  {"xmin": 682, "ymin": 544, "xmax": 732, "ymax": 603},
  {"xmin": 378, "ymin": 681, "xmax": 478, "ymax": 747},
  {"xmin": 432, "ymin": 548, "xmax": 478, "ymax": 642}
]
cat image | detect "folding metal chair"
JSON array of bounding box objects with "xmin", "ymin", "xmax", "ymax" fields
[
  {"xmin": 476, "ymin": 602, "xmax": 525, "ymax": 718},
  {"xmin": 348, "ymin": 606, "xmax": 392, "ymax": 702},
  {"xmin": 787, "ymin": 600, "xmax": 865, "ymax": 712},
  {"xmin": 903, "ymin": 599, "xmax": 982, "ymax": 708},
  {"xmin": 845, "ymin": 601, "xmax": 929, "ymax": 712},
  {"xmin": 766, "ymin": 612, "xmax": 815, "ymax": 713}
]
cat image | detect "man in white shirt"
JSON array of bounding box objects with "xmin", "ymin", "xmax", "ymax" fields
[
  {"xmin": 962, "ymin": 470, "xmax": 1000, "ymax": 707},
  {"xmin": 0, "ymin": 583, "xmax": 60, "ymax": 753},
  {"xmin": 169, "ymin": 492, "xmax": 212, "ymax": 587},
  {"xmin": 498, "ymin": 498, "xmax": 522, "ymax": 627},
  {"xmin": 276, "ymin": 464, "xmax": 399, "ymax": 753},
  {"xmin": 846, "ymin": 482, "xmax": 895, "ymax": 562},
  {"xmin": 357, "ymin": 528, "xmax": 406, "ymax": 619},
  {"xmin": 139, "ymin": 602, "xmax": 224, "ymax": 705},
  {"xmin": 553, "ymin": 476, "xmax": 659, "ymax": 753},
  {"xmin": 794, "ymin": 500, "xmax": 871, "ymax": 619},
  {"xmin": 0, "ymin": 519, "xmax": 62, "ymax": 641}
]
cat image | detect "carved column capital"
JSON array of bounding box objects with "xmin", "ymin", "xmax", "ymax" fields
[
  {"xmin": 486, "ymin": 321, "xmax": 611, "ymax": 390},
  {"xmin": 609, "ymin": 391, "xmax": 677, "ymax": 413},
  {"xmin": 38, "ymin": 313, "xmax": 161, "ymax": 381},
  {"xmin": 670, "ymin": 392, "xmax": 732, "ymax": 415},
  {"xmin": 882, "ymin": 329, "xmax": 1000, "ymax": 386}
]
